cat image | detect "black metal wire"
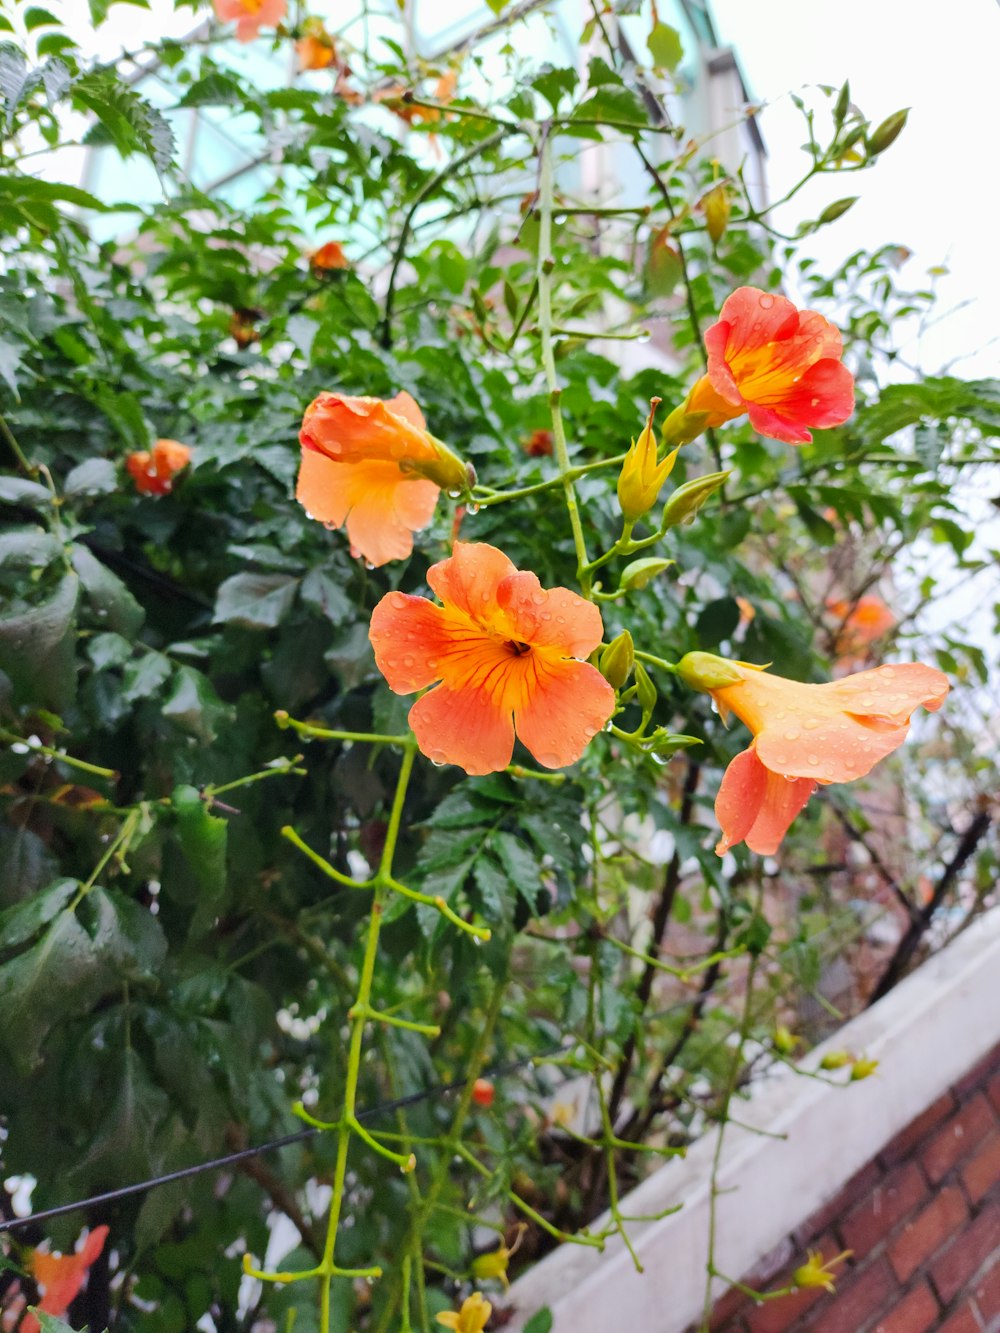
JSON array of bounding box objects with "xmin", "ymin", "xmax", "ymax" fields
[{"xmin": 0, "ymin": 1042, "xmax": 568, "ymax": 1234}]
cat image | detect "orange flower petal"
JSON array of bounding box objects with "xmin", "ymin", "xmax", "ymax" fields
[
  {"xmin": 426, "ymin": 542, "xmax": 517, "ymax": 620},
  {"xmin": 296, "ymin": 451, "xmax": 438, "ymax": 566},
  {"xmin": 369, "ymin": 593, "xmax": 454, "ymax": 693},
  {"xmin": 745, "ymin": 360, "xmax": 855, "ymax": 445},
  {"xmin": 514, "ymin": 658, "xmax": 614, "ymax": 768},
  {"xmin": 386, "ymin": 390, "xmax": 426, "ymax": 430},
  {"xmin": 715, "ymin": 747, "xmax": 815, "ymax": 856},
  {"xmin": 409, "ymin": 681, "xmax": 516, "ymax": 775},
  {"xmin": 300, "ymin": 393, "xmax": 436, "ymax": 466},
  {"xmin": 723, "ymin": 662, "xmax": 949, "ymax": 786},
  {"xmin": 496, "ymin": 571, "xmax": 605, "ymax": 657}
]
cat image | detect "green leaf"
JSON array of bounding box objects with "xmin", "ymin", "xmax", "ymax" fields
[
  {"xmin": 523, "ymin": 1311, "xmax": 554, "ymax": 1333},
  {"xmin": 70, "ymin": 1046, "xmax": 171, "ymax": 1185},
  {"xmin": 64, "ymin": 456, "xmax": 117, "ymax": 496},
  {"xmin": 214, "ymin": 571, "xmax": 299, "ymax": 630},
  {"xmin": 71, "ymin": 544, "xmax": 145, "ymax": 636},
  {"xmin": 0, "ymin": 878, "xmax": 77, "ymax": 950},
  {"xmin": 178, "ymin": 71, "xmax": 244, "ymax": 107},
  {"xmin": 0, "ymin": 526, "xmax": 62, "ymax": 570},
  {"xmin": 24, "ymin": 8, "xmax": 61, "ymax": 30},
  {"xmin": 695, "ymin": 597, "xmax": 740, "ymax": 649},
  {"xmin": 0, "ymin": 572, "xmax": 79, "ymax": 710},
  {"xmin": 33, "ymin": 1313, "xmax": 104, "ymax": 1333},
  {"xmin": 161, "ymin": 666, "xmax": 225, "ymax": 742},
  {"xmin": 493, "ymin": 831, "xmax": 540, "ymax": 909},
  {"xmin": 72, "ymin": 70, "xmax": 175, "ymax": 174},
  {"xmin": 473, "ymin": 856, "xmax": 515, "ymax": 928},
  {"xmin": 84, "ymin": 886, "xmax": 167, "ymax": 979},
  {"xmin": 0, "ymin": 908, "xmax": 105, "ymax": 1072},
  {"xmin": 300, "ymin": 568, "xmax": 352, "ymax": 625},
  {"xmin": 0, "ymin": 476, "xmax": 53, "ymax": 508},
  {"xmin": 171, "ymin": 784, "xmax": 228, "ymax": 931},
  {"xmin": 647, "ymin": 22, "xmax": 683, "ymax": 72},
  {"xmin": 122, "ymin": 650, "xmax": 172, "ymax": 702},
  {"xmin": 0, "ymin": 172, "xmax": 109, "ymax": 213}
]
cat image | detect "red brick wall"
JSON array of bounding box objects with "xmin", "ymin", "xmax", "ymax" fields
[{"xmin": 708, "ymin": 1044, "xmax": 1000, "ymax": 1333}]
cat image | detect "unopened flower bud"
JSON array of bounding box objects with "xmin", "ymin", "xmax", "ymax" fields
[
  {"xmin": 676, "ymin": 651, "xmax": 745, "ymax": 692},
  {"xmin": 866, "ymin": 107, "xmax": 908, "ymax": 156},
  {"xmin": 644, "ymin": 728, "xmax": 701, "ymax": 756},
  {"xmin": 703, "ymin": 183, "xmax": 731, "ymax": 244},
  {"xmin": 773, "ymin": 1025, "xmax": 800, "ymax": 1055},
  {"xmin": 617, "ymin": 400, "xmax": 677, "ymax": 521},
  {"xmin": 634, "ymin": 662, "xmax": 657, "ymax": 716},
  {"xmin": 404, "ymin": 440, "xmax": 474, "ymax": 495},
  {"xmin": 820, "ymin": 1050, "xmax": 852, "ymax": 1071},
  {"xmin": 660, "ymin": 469, "xmax": 730, "ymax": 528},
  {"xmin": 661, "ymin": 403, "xmax": 711, "ymax": 449},
  {"xmin": 850, "ymin": 1056, "xmax": 879, "ymax": 1082},
  {"xmin": 619, "ymin": 557, "xmax": 674, "ymax": 591},
  {"xmin": 599, "ymin": 631, "xmax": 635, "ymax": 690},
  {"xmin": 471, "ymin": 1078, "xmax": 495, "ymax": 1107}
]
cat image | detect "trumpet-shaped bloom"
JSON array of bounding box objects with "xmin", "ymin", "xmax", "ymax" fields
[
  {"xmin": 309, "ymin": 240, "xmax": 350, "ymax": 271},
  {"xmin": 678, "ymin": 653, "xmax": 948, "ymax": 856},
  {"xmin": 298, "ymin": 391, "xmax": 466, "ymax": 567},
  {"xmin": 213, "ymin": 0, "xmax": 286, "ymax": 42},
  {"xmin": 23, "ymin": 1225, "xmax": 109, "ymax": 1333},
  {"xmin": 686, "ymin": 286, "xmax": 855, "ymax": 445},
  {"xmin": 827, "ymin": 594, "xmax": 896, "ymax": 661},
  {"xmin": 436, "ymin": 1292, "xmax": 492, "ymax": 1332},
  {"xmin": 296, "ymin": 18, "xmax": 336, "ymax": 69},
  {"xmin": 126, "ymin": 438, "xmax": 192, "ymax": 496},
  {"xmin": 369, "ymin": 543, "xmax": 615, "ymax": 775}
]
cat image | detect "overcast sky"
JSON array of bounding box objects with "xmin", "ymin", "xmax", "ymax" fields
[{"xmin": 712, "ymin": 0, "xmax": 1000, "ymax": 381}]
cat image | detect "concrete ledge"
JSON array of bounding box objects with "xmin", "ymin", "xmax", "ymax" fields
[{"xmin": 507, "ymin": 907, "xmax": 1000, "ymax": 1331}]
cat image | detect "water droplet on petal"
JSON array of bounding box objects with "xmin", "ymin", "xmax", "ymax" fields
[
  {"xmin": 759, "ymin": 294, "xmax": 775, "ymax": 309},
  {"xmin": 386, "ymin": 591, "xmax": 408, "ymax": 609},
  {"xmin": 365, "ymin": 560, "xmax": 376, "ymax": 571},
  {"xmin": 530, "ymin": 591, "xmax": 546, "ymax": 606},
  {"xmin": 784, "ymin": 728, "xmax": 801, "ymax": 741},
  {"xmin": 807, "ymin": 754, "xmax": 820, "ymax": 765}
]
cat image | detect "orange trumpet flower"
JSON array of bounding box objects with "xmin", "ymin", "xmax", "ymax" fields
[
  {"xmin": 678, "ymin": 652, "xmax": 948, "ymax": 855},
  {"xmin": 685, "ymin": 286, "xmax": 855, "ymax": 445},
  {"xmin": 126, "ymin": 438, "xmax": 192, "ymax": 496},
  {"xmin": 308, "ymin": 240, "xmax": 350, "ymax": 272},
  {"xmin": 297, "ymin": 391, "xmax": 468, "ymax": 567},
  {"xmin": 827, "ymin": 593, "xmax": 896, "ymax": 658},
  {"xmin": 213, "ymin": 0, "xmax": 286, "ymax": 43},
  {"xmin": 23, "ymin": 1225, "xmax": 109, "ymax": 1333},
  {"xmin": 369, "ymin": 542, "xmax": 615, "ymax": 774},
  {"xmin": 296, "ymin": 17, "xmax": 336, "ymax": 70}
]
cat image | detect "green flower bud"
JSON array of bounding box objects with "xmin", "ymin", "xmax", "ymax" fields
[
  {"xmin": 676, "ymin": 651, "xmax": 745, "ymax": 692},
  {"xmin": 661, "ymin": 404, "xmax": 711, "ymax": 449},
  {"xmin": 866, "ymin": 108, "xmax": 908, "ymax": 156},
  {"xmin": 660, "ymin": 469, "xmax": 730, "ymax": 529},
  {"xmin": 619, "ymin": 557, "xmax": 674, "ymax": 591},
  {"xmin": 599, "ymin": 631, "xmax": 635, "ymax": 690},
  {"xmin": 634, "ymin": 662, "xmax": 657, "ymax": 716}
]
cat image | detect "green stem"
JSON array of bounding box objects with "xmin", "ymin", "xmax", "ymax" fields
[
  {"xmin": 381, "ymin": 129, "xmax": 509, "ymax": 348},
  {"xmin": 701, "ymin": 950, "xmax": 760, "ymax": 1330},
  {"xmin": 536, "ymin": 128, "xmax": 591, "ymax": 591},
  {"xmin": 0, "ymin": 730, "xmax": 119, "ymax": 780},
  {"xmin": 473, "ymin": 453, "xmax": 626, "ymax": 508},
  {"xmin": 0, "ymin": 414, "xmax": 34, "ymax": 475}
]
